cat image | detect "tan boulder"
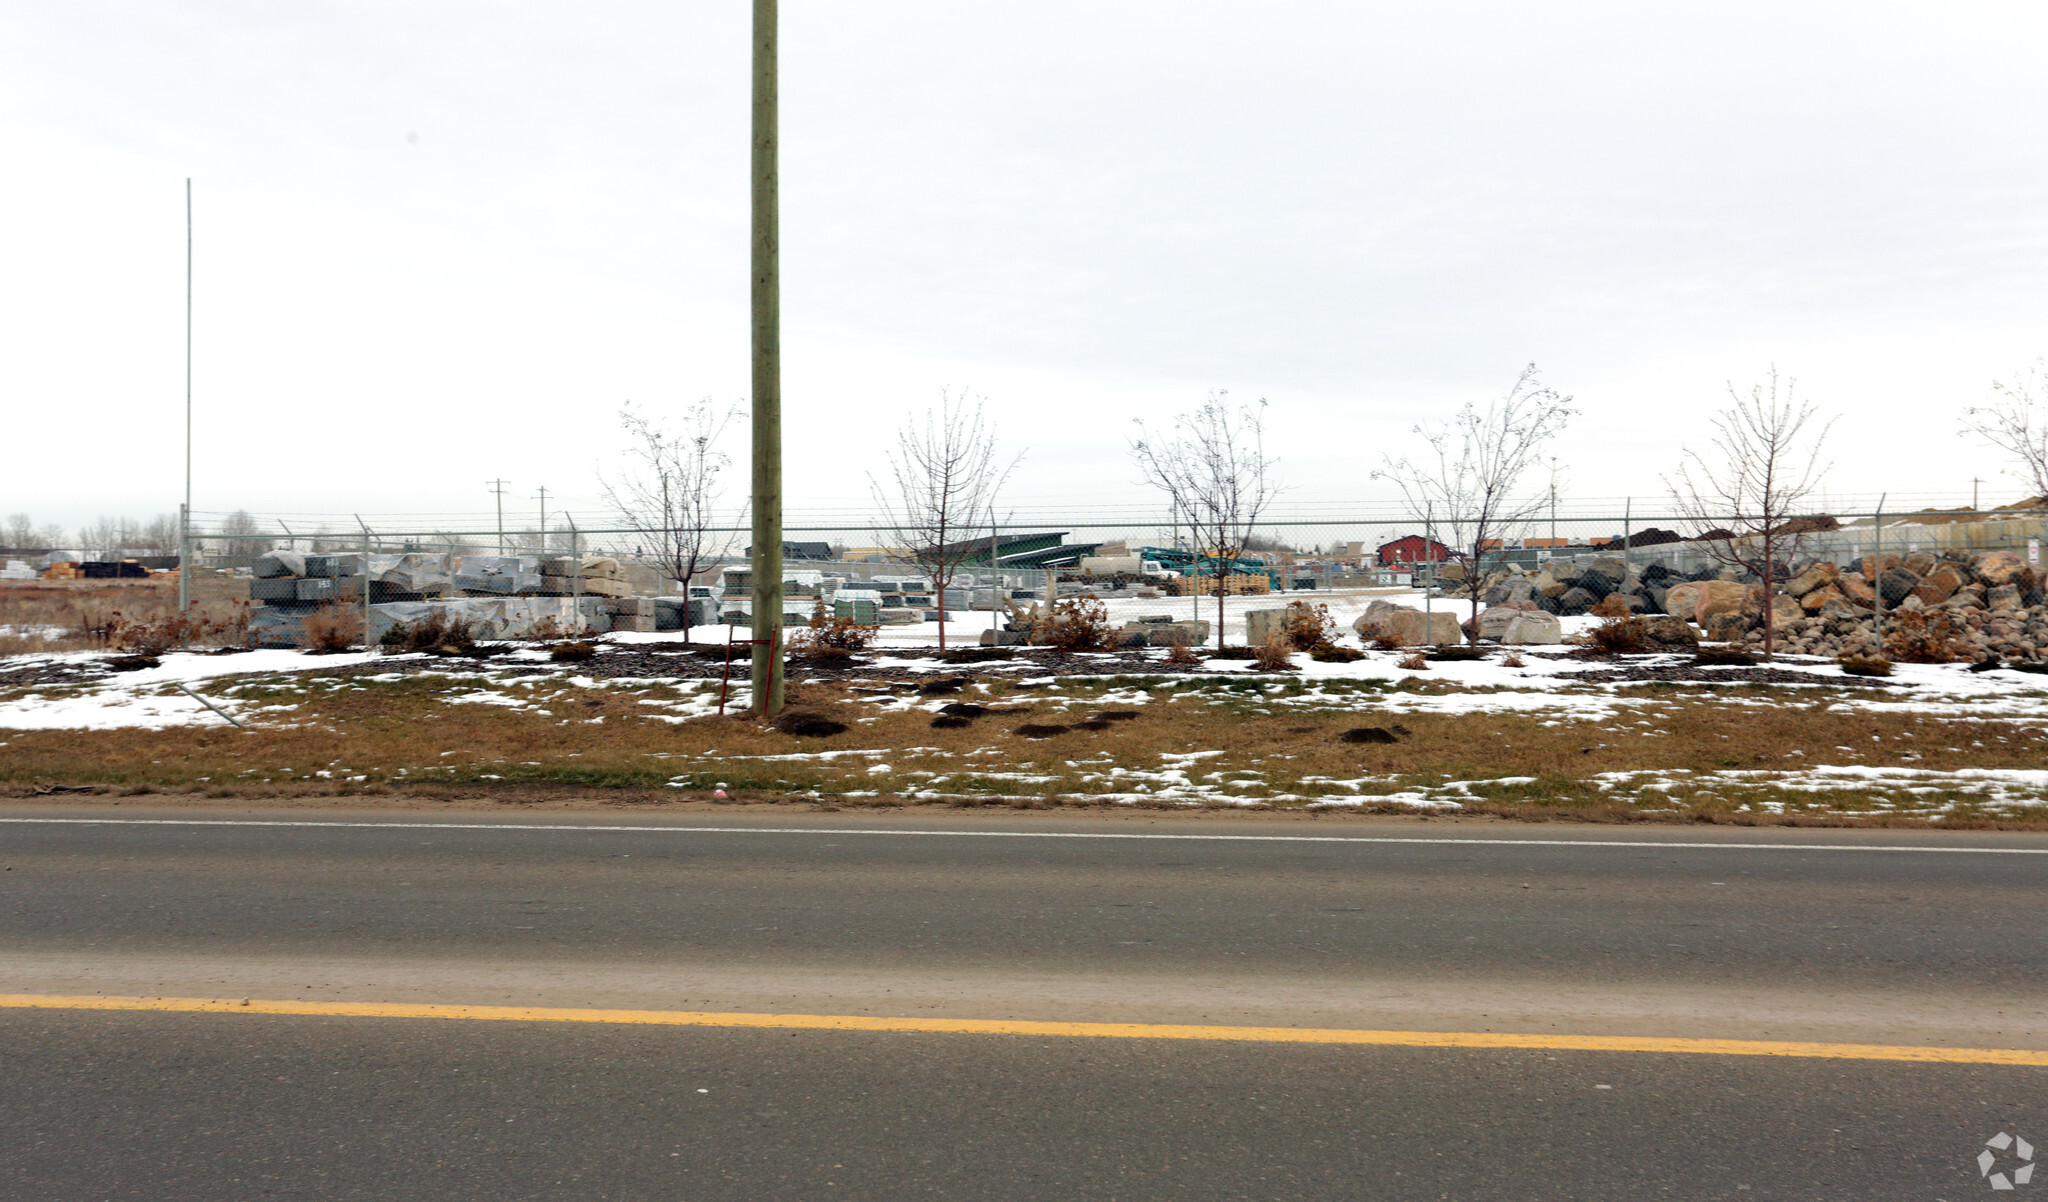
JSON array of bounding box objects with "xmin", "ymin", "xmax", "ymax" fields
[
  {"xmin": 1765, "ymin": 593, "xmax": 1803, "ymax": 629},
  {"xmin": 1662, "ymin": 581, "xmax": 1702, "ymax": 619},
  {"xmin": 1800, "ymin": 584, "xmax": 1847, "ymax": 613},
  {"xmin": 1903, "ymin": 551, "xmax": 1937, "ymax": 577},
  {"xmin": 1352, "ymin": 599, "xmax": 1410, "ymax": 639},
  {"xmin": 1693, "ymin": 579, "xmax": 1749, "ymax": 624},
  {"xmin": 1385, "ymin": 607, "xmax": 1464, "ymax": 647},
  {"xmin": 1784, "ymin": 562, "xmax": 1839, "ymax": 597},
  {"xmin": 1858, "ymin": 553, "xmax": 1903, "ymax": 579},
  {"xmin": 1976, "ymin": 551, "xmax": 2029, "ymax": 588},
  {"xmin": 1988, "ymin": 584, "xmax": 2023, "ymax": 611},
  {"xmin": 1640, "ymin": 614, "xmax": 1698, "ymax": 646},
  {"xmin": 1838, "ymin": 572, "xmax": 1876, "ymax": 606},
  {"xmin": 1499, "ymin": 611, "xmax": 1563, "ymax": 644}
]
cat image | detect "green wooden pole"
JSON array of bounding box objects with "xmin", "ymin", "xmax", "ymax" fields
[{"xmin": 749, "ymin": 0, "xmax": 785, "ymax": 716}]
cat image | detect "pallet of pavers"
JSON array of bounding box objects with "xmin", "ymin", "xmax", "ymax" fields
[{"xmin": 541, "ymin": 556, "xmax": 628, "ymax": 598}]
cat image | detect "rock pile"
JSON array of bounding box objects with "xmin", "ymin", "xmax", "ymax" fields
[{"xmin": 1717, "ymin": 549, "xmax": 2046, "ymax": 661}]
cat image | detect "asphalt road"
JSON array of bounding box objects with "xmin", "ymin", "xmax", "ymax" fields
[{"xmin": 2, "ymin": 806, "xmax": 2044, "ymax": 1199}]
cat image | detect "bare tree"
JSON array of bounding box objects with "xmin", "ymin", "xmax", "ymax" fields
[
  {"xmin": 136, "ymin": 513, "xmax": 180, "ymax": 557},
  {"xmin": 80, "ymin": 517, "xmax": 126, "ymax": 559},
  {"xmin": 1961, "ymin": 360, "xmax": 2048, "ymax": 501},
  {"xmin": 1373, "ymin": 365, "xmax": 1575, "ymax": 645},
  {"xmin": 2, "ymin": 514, "xmax": 32, "ymax": 550},
  {"xmin": 1130, "ymin": 391, "xmax": 1281, "ymax": 649},
  {"xmin": 1666, "ymin": 367, "xmax": 1835, "ymax": 660},
  {"xmin": 212, "ymin": 509, "xmax": 271, "ymax": 562},
  {"xmin": 868, "ymin": 389, "xmax": 1018, "ymax": 651},
  {"xmin": 601, "ymin": 398, "xmax": 746, "ymax": 643}
]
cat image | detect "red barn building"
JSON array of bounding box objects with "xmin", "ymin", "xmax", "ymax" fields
[{"xmin": 1376, "ymin": 535, "xmax": 1452, "ymax": 567}]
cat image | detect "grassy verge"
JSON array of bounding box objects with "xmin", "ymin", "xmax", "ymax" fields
[{"xmin": 6, "ymin": 664, "xmax": 2048, "ymax": 827}]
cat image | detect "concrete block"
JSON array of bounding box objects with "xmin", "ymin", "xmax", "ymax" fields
[
  {"xmin": 250, "ymin": 577, "xmax": 300, "ymax": 602},
  {"xmin": 252, "ymin": 551, "xmax": 306, "ymax": 579},
  {"xmin": 609, "ymin": 597, "xmax": 657, "ymax": 617},
  {"xmin": 305, "ymin": 554, "xmax": 364, "ymax": 578},
  {"xmin": 611, "ymin": 613, "xmax": 657, "ymax": 633}
]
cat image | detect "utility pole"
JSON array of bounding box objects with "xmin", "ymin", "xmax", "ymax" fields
[
  {"xmin": 487, "ymin": 480, "xmax": 509, "ymax": 555},
  {"xmin": 749, "ymin": 0, "xmax": 785, "ymax": 717},
  {"xmin": 1973, "ymin": 477, "xmax": 1984, "ymax": 510},
  {"xmin": 1548, "ymin": 456, "xmax": 1559, "ymax": 546},
  {"xmin": 179, "ymin": 178, "xmax": 193, "ymax": 613},
  {"xmin": 532, "ymin": 485, "xmax": 549, "ymax": 555}
]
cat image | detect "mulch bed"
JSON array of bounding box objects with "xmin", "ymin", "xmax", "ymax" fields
[{"xmin": 1566, "ymin": 663, "xmax": 1902, "ymax": 687}]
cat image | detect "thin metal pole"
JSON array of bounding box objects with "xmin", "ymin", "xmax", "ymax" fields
[
  {"xmin": 488, "ymin": 480, "xmax": 508, "ymax": 555},
  {"xmin": 749, "ymin": 0, "xmax": 785, "ymax": 717},
  {"xmin": 989, "ymin": 504, "xmax": 1000, "ymax": 639},
  {"xmin": 1873, "ymin": 493, "xmax": 1887, "ymax": 652},
  {"xmin": 180, "ymin": 179, "xmax": 192, "ymax": 613},
  {"xmin": 533, "ymin": 485, "xmax": 549, "ymax": 556},
  {"xmin": 356, "ymin": 515, "xmax": 374, "ymax": 650},
  {"xmin": 569, "ymin": 515, "xmax": 583, "ymax": 633}
]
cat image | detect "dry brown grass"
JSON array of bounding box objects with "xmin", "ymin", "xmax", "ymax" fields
[
  {"xmin": 0, "ymin": 577, "xmax": 247, "ymax": 656},
  {"xmin": 10, "ymin": 666, "xmax": 2043, "ymax": 826}
]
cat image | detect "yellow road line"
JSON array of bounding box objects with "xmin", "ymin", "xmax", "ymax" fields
[{"xmin": 1, "ymin": 993, "xmax": 2044, "ymax": 1065}]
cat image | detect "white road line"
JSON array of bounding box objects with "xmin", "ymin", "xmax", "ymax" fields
[{"xmin": 0, "ymin": 816, "xmax": 2043, "ymax": 853}]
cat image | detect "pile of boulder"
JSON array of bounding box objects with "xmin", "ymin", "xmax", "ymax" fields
[
  {"xmin": 1711, "ymin": 549, "xmax": 2046, "ymax": 660},
  {"xmin": 1467, "ymin": 556, "xmax": 1718, "ymax": 617},
  {"xmin": 1427, "ymin": 547, "xmax": 2045, "ymax": 658}
]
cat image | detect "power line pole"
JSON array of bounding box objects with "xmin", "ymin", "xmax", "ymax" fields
[
  {"xmin": 749, "ymin": 0, "xmax": 785, "ymax": 717},
  {"xmin": 1973, "ymin": 477, "xmax": 1984, "ymax": 510},
  {"xmin": 532, "ymin": 485, "xmax": 549, "ymax": 554},
  {"xmin": 179, "ymin": 178, "xmax": 193, "ymax": 613},
  {"xmin": 487, "ymin": 479, "xmax": 509, "ymax": 555}
]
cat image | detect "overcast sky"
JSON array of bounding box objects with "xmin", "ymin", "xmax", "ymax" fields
[{"xmin": 6, "ymin": 2, "xmax": 2048, "ymax": 537}]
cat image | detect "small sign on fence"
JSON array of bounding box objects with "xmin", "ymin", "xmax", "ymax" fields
[{"xmin": 2030, "ymin": 538, "xmax": 2040, "ymax": 566}]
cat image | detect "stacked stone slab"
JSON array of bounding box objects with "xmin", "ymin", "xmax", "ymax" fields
[{"xmin": 542, "ymin": 556, "xmax": 628, "ymax": 598}]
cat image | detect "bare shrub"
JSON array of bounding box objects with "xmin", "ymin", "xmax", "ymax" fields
[
  {"xmin": 115, "ymin": 611, "xmax": 226, "ymax": 657},
  {"xmin": 1309, "ymin": 644, "xmax": 1364, "ymax": 663},
  {"xmin": 1281, "ymin": 600, "xmax": 1339, "ymax": 651},
  {"xmin": 300, "ymin": 604, "xmax": 365, "ymax": 653},
  {"xmin": 1588, "ymin": 594, "xmax": 1650, "ymax": 654},
  {"xmin": 550, "ymin": 641, "xmax": 595, "ymax": 663},
  {"xmin": 1040, "ymin": 595, "xmax": 1113, "ymax": 653},
  {"xmin": 1397, "ymin": 651, "xmax": 1429, "ymax": 670},
  {"xmin": 788, "ymin": 601, "xmax": 879, "ymax": 661},
  {"xmin": 1884, "ymin": 610, "xmax": 1973, "ymax": 664},
  {"xmin": 1370, "ymin": 631, "xmax": 1407, "ymax": 652},
  {"xmin": 1839, "ymin": 654, "xmax": 1894, "ymax": 677},
  {"xmin": 1164, "ymin": 638, "xmax": 1202, "ymax": 666},
  {"xmin": 1253, "ymin": 630, "xmax": 1297, "ymax": 671},
  {"xmin": 1500, "ymin": 652, "xmax": 1526, "ymax": 668},
  {"xmin": 381, "ymin": 609, "xmax": 478, "ymax": 656}
]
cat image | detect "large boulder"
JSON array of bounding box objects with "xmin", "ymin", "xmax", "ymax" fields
[
  {"xmin": 1838, "ymin": 572, "xmax": 1876, "ymax": 607},
  {"xmin": 1784, "ymin": 561, "xmax": 1838, "ymax": 597},
  {"xmin": 1352, "ymin": 599, "xmax": 1411, "ymax": 639},
  {"xmin": 1499, "ymin": 611, "xmax": 1563, "ymax": 644},
  {"xmin": 1384, "ymin": 607, "xmax": 1464, "ymax": 647},
  {"xmin": 1640, "ymin": 614, "xmax": 1698, "ymax": 646},
  {"xmin": 1915, "ymin": 563, "xmax": 1966, "ymax": 605},
  {"xmin": 1858, "ymin": 553, "xmax": 1903, "ymax": 580},
  {"xmin": 1976, "ymin": 551, "xmax": 2033, "ymax": 589},
  {"xmin": 1988, "ymin": 584, "xmax": 2024, "ymax": 611},
  {"xmin": 1877, "ymin": 567, "xmax": 1923, "ymax": 606},
  {"xmin": 1556, "ymin": 586, "xmax": 1600, "ymax": 614},
  {"xmin": 1800, "ymin": 584, "xmax": 1849, "ymax": 613},
  {"xmin": 1663, "ymin": 581, "xmax": 1702, "ymax": 620},
  {"xmin": 1902, "ymin": 551, "xmax": 1938, "ymax": 577},
  {"xmin": 1693, "ymin": 579, "xmax": 1749, "ymax": 624}
]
